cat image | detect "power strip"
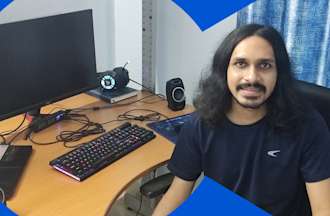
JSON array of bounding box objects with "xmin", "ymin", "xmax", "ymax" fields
[{"xmin": 30, "ymin": 110, "xmax": 67, "ymax": 133}]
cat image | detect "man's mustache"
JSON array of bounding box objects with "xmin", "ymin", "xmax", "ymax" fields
[{"xmin": 236, "ymin": 83, "xmax": 266, "ymax": 92}]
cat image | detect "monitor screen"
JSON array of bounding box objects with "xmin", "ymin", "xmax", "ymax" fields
[{"xmin": 0, "ymin": 9, "xmax": 98, "ymax": 121}]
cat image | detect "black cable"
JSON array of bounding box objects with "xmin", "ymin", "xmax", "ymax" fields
[
  {"xmin": 71, "ymin": 94, "xmax": 165, "ymax": 114},
  {"xmin": 117, "ymin": 109, "xmax": 169, "ymax": 122},
  {"xmin": 63, "ymin": 141, "xmax": 85, "ymax": 149},
  {"xmin": 5, "ymin": 94, "xmax": 167, "ymax": 147},
  {"xmin": 58, "ymin": 119, "xmax": 105, "ymax": 143},
  {"xmin": 0, "ymin": 113, "xmax": 27, "ymax": 137},
  {"xmin": 123, "ymin": 60, "xmax": 165, "ymax": 102},
  {"xmin": 109, "ymin": 94, "xmax": 165, "ymax": 106},
  {"xmin": 27, "ymin": 112, "xmax": 105, "ymax": 148},
  {"xmin": 3, "ymin": 109, "xmax": 105, "ymax": 147},
  {"xmin": 129, "ymin": 78, "xmax": 166, "ymax": 99},
  {"xmin": 28, "ymin": 134, "xmax": 60, "ymax": 146},
  {"xmin": 129, "ymin": 79, "xmax": 154, "ymax": 93},
  {"xmin": 101, "ymin": 108, "xmax": 169, "ymax": 128},
  {"xmin": 7, "ymin": 109, "xmax": 116, "ymax": 147},
  {"xmin": 110, "ymin": 93, "xmax": 164, "ymax": 106},
  {"xmin": 99, "ymin": 119, "xmax": 124, "ymax": 126},
  {"xmin": 122, "ymin": 62, "xmax": 129, "ymax": 69},
  {"xmin": 7, "ymin": 126, "xmax": 30, "ymax": 145},
  {"xmin": 120, "ymin": 61, "xmax": 163, "ymax": 98},
  {"xmin": 6, "ymin": 108, "xmax": 69, "ymax": 144}
]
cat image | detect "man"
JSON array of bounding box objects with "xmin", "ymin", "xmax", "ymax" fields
[{"xmin": 153, "ymin": 24, "xmax": 330, "ymax": 216}]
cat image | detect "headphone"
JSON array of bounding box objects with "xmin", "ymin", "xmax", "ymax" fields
[{"xmin": 98, "ymin": 63, "xmax": 130, "ymax": 91}]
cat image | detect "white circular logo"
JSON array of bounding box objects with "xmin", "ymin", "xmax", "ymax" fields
[{"xmin": 101, "ymin": 75, "xmax": 116, "ymax": 90}]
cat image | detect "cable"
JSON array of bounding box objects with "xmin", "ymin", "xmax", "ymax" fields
[
  {"xmin": 7, "ymin": 126, "xmax": 30, "ymax": 145},
  {"xmin": 6, "ymin": 109, "xmax": 109, "ymax": 147},
  {"xmin": 100, "ymin": 107, "xmax": 169, "ymax": 125},
  {"xmin": 4, "ymin": 93, "xmax": 166, "ymax": 148},
  {"xmin": 110, "ymin": 94, "xmax": 165, "ymax": 107},
  {"xmin": 129, "ymin": 78, "xmax": 166, "ymax": 99},
  {"xmin": 117, "ymin": 109, "xmax": 169, "ymax": 122},
  {"xmin": 119, "ymin": 61, "xmax": 165, "ymax": 100},
  {"xmin": 27, "ymin": 112, "xmax": 105, "ymax": 148},
  {"xmin": 71, "ymin": 93, "xmax": 165, "ymax": 114},
  {"xmin": 99, "ymin": 119, "xmax": 124, "ymax": 126},
  {"xmin": 129, "ymin": 79, "xmax": 154, "ymax": 93},
  {"xmin": 120, "ymin": 61, "xmax": 164, "ymax": 99},
  {"xmin": 122, "ymin": 61, "xmax": 129, "ymax": 70},
  {"xmin": 3, "ymin": 108, "xmax": 70, "ymax": 145},
  {"xmin": 0, "ymin": 113, "xmax": 27, "ymax": 137},
  {"xmin": 28, "ymin": 134, "xmax": 60, "ymax": 146},
  {"xmin": 59, "ymin": 115, "xmax": 105, "ymax": 148}
]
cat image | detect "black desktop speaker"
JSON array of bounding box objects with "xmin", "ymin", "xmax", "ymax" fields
[
  {"xmin": 98, "ymin": 67, "xmax": 129, "ymax": 91},
  {"xmin": 166, "ymin": 78, "xmax": 185, "ymax": 111}
]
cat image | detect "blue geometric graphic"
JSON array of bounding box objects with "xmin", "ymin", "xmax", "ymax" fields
[
  {"xmin": 0, "ymin": 203, "xmax": 17, "ymax": 216},
  {"xmin": 171, "ymin": 177, "xmax": 271, "ymax": 216},
  {"xmin": 172, "ymin": 0, "xmax": 256, "ymax": 31},
  {"xmin": 0, "ymin": 0, "xmax": 13, "ymax": 12}
]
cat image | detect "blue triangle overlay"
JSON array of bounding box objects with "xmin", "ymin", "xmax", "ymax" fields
[
  {"xmin": 172, "ymin": 0, "xmax": 256, "ymax": 31},
  {"xmin": 0, "ymin": 203, "xmax": 17, "ymax": 216},
  {"xmin": 170, "ymin": 177, "xmax": 271, "ymax": 216},
  {"xmin": 0, "ymin": 0, "xmax": 13, "ymax": 12}
]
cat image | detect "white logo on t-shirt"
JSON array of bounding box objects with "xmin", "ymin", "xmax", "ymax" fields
[{"xmin": 267, "ymin": 150, "xmax": 280, "ymax": 157}]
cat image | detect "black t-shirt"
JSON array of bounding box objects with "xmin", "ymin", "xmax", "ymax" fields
[{"xmin": 168, "ymin": 110, "xmax": 330, "ymax": 216}]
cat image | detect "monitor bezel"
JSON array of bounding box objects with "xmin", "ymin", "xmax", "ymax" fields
[{"xmin": 0, "ymin": 9, "xmax": 99, "ymax": 121}]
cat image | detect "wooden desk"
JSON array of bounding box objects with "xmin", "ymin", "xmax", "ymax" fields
[{"xmin": 2, "ymin": 92, "xmax": 193, "ymax": 216}]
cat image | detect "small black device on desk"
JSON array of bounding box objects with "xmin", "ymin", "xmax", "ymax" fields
[
  {"xmin": 29, "ymin": 110, "xmax": 67, "ymax": 133},
  {"xmin": 49, "ymin": 122, "xmax": 155, "ymax": 181},
  {"xmin": 0, "ymin": 145, "xmax": 32, "ymax": 200}
]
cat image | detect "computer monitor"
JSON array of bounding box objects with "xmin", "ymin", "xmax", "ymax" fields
[{"xmin": 0, "ymin": 9, "xmax": 98, "ymax": 122}]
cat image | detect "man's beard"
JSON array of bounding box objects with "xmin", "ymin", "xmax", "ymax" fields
[
  {"xmin": 232, "ymin": 95, "xmax": 267, "ymax": 109},
  {"xmin": 233, "ymin": 82, "xmax": 267, "ymax": 109}
]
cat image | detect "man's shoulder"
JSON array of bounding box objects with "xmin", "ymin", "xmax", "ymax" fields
[
  {"xmin": 297, "ymin": 107, "xmax": 329, "ymax": 141},
  {"xmin": 189, "ymin": 112, "xmax": 203, "ymax": 124},
  {"xmin": 302, "ymin": 107, "xmax": 327, "ymax": 127},
  {"xmin": 181, "ymin": 112, "xmax": 216, "ymax": 135},
  {"xmin": 182, "ymin": 112, "xmax": 203, "ymax": 132}
]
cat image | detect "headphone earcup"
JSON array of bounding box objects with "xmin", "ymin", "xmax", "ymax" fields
[
  {"xmin": 99, "ymin": 71, "xmax": 116, "ymax": 90},
  {"xmin": 98, "ymin": 67, "xmax": 129, "ymax": 91},
  {"xmin": 113, "ymin": 67, "xmax": 129, "ymax": 89}
]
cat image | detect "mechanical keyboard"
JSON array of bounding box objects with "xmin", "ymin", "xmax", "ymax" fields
[{"xmin": 49, "ymin": 122, "xmax": 156, "ymax": 181}]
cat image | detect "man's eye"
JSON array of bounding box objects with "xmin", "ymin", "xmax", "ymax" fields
[
  {"xmin": 260, "ymin": 62, "xmax": 272, "ymax": 69},
  {"xmin": 234, "ymin": 61, "xmax": 247, "ymax": 68}
]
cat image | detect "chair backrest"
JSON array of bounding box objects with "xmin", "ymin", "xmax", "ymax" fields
[{"xmin": 295, "ymin": 80, "xmax": 330, "ymax": 129}]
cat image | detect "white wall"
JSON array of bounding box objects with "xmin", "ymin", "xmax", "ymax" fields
[
  {"xmin": 113, "ymin": 0, "xmax": 142, "ymax": 89},
  {"xmin": 154, "ymin": 1, "xmax": 237, "ymax": 104},
  {"xmin": 0, "ymin": 0, "xmax": 236, "ymax": 97},
  {"xmin": 0, "ymin": 0, "xmax": 142, "ymax": 85}
]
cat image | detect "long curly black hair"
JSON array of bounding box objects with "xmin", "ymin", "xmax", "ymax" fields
[{"xmin": 193, "ymin": 24, "xmax": 304, "ymax": 131}]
